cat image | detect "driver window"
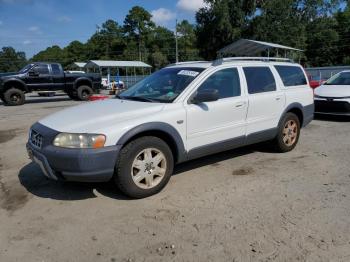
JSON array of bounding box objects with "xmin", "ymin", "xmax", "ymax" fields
[
  {"xmin": 33, "ymin": 64, "xmax": 49, "ymax": 75},
  {"xmin": 197, "ymin": 68, "xmax": 241, "ymax": 99}
]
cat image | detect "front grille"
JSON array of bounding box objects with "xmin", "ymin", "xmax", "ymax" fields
[
  {"xmin": 315, "ymin": 100, "xmax": 350, "ymax": 113},
  {"xmin": 30, "ymin": 129, "xmax": 43, "ymax": 148}
]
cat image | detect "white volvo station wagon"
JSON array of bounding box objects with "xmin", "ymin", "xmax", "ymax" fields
[{"xmin": 27, "ymin": 57, "xmax": 314, "ymax": 198}]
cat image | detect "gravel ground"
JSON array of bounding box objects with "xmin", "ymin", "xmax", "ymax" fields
[{"xmin": 0, "ymin": 95, "xmax": 350, "ymax": 262}]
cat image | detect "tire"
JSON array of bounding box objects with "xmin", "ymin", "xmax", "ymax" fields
[
  {"xmin": 273, "ymin": 112, "xmax": 300, "ymax": 153},
  {"xmin": 3, "ymin": 88, "xmax": 25, "ymax": 106},
  {"xmin": 114, "ymin": 136, "xmax": 174, "ymax": 198},
  {"xmin": 0, "ymin": 93, "xmax": 6, "ymax": 104},
  {"xmin": 77, "ymin": 85, "xmax": 93, "ymax": 101}
]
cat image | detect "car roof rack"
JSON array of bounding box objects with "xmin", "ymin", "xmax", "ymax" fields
[
  {"xmin": 213, "ymin": 57, "xmax": 294, "ymax": 66},
  {"xmin": 168, "ymin": 61, "xmax": 209, "ymax": 66}
]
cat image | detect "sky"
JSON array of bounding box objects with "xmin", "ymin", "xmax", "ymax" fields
[{"xmin": 0, "ymin": 0, "xmax": 208, "ymax": 58}]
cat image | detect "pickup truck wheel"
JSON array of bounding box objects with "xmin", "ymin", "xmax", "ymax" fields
[
  {"xmin": 273, "ymin": 112, "xmax": 300, "ymax": 153},
  {"xmin": 3, "ymin": 88, "xmax": 25, "ymax": 106},
  {"xmin": 77, "ymin": 85, "xmax": 93, "ymax": 101},
  {"xmin": 114, "ymin": 136, "xmax": 174, "ymax": 198},
  {"xmin": 0, "ymin": 93, "xmax": 6, "ymax": 104}
]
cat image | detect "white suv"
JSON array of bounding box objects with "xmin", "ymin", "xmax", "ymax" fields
[{"xmin": 27, "ymin": 57, "xmax": 314, "ymax": 198}]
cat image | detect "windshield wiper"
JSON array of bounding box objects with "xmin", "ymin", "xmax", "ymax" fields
[{"xmin": 119, "ymin": 96, "xmax": 157, "ymax": 102}]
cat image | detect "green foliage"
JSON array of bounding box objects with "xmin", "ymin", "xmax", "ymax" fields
[
  {"xmin": 196, "ymin": 0, "xmax": 258, "ymax": 60},
  {"xmin": 0, "ymin": 47, "xmax": 27, "ymax": 72},
  {"xmin": 306, "ymin": 17, "xmax": 339, "ymax": 66},
  {"xmin": 0, "ymin": 2, "xmax": 349, "ymax": 73}
]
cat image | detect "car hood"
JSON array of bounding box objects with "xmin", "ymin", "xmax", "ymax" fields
[
  {"xmin": 0, "ymin": 72, "xmax": 20, "ymax": 79},
  {"xmin": 315, "ymin": 85, "xmax": 350, "ymax": 98},
  {"xmin": 39, "ymin": 99, "xmax": 165, "ymax": 133}
]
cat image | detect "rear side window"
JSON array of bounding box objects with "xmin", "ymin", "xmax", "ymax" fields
[
  {"xmin": 197, "ymin": 68, "xmax": 241, "ymax": 99},
  {"xmin": 243, "ymin": 67, "xmax": 276, "ymax": 94},
  {"xmin": 51, "ymin": 64, "xmax": 61, "ymax": 75},
  {"xmin": 275, "ymin": 66, "xmax": 307, "ymax": 86},
  {"xmin": 34, "ymin": 64, "xmax": 49, "ymax": 75}
]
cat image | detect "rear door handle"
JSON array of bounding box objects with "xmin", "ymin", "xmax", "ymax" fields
[
  {"xmin": 235, "ymin": 101, "xmax": 246, "ymax": 108},
  {"xmin": 275, "ymin": 96, "xmax": 283, "ymax": 101}
]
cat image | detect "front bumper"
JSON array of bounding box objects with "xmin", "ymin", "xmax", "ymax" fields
[
  {"xmin": 27, "ymin": 122, "xmax": 121, "ymax": 182},
  {"xmin": 315, "ymin": 99, "xmax": 350, "ymax": 116}
]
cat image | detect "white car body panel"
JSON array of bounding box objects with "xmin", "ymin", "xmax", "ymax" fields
[
  {"xmin": 315, "ymin": 84, "xmax": 350, "ymax": 98},
  {"xmin": 38, "ymin": 61, "xmax": 314, "ymax": 152}
]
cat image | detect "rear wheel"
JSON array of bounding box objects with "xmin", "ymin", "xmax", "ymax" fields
[
  {"xmin": 3, "ymin": 88, "xmax": 25, "ymax": 106},
  {"xmin": 77, "ymin": 85, "xmax": 93, "ymax": 101},
  {"xmin": 273, "ymin": 112, "xmax": 300, "ymax": 152},
  {"xmin": 114, "ymin": 136, "xmax": 174, "ymax": 198}
]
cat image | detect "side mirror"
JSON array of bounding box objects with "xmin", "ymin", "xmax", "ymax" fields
[
  {"xmin": 28, "ymin": 70, "xmax": 39, "ymax": 77},
  {"xmin": 192, "ymin": 88, "xmax": 219, "ymax": 104}
]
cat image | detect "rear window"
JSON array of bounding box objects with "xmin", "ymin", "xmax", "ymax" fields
[
  {"xmin": 243, "ymin": 67, "xmax": 276, "ymax": 94},
  {"xmin": 275, "ymin": 66, "xmax": 307, "ymax": 86},
  {"xmin": 51, "ymin": 64, "xmax": 61, "ymax": 75}
]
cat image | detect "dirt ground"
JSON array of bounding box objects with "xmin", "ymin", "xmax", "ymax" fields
[{"xmin": 0, "ymin": 95, "xmax": 350, "ymax": 262}]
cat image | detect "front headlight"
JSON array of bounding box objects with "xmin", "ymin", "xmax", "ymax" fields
[{"xmin": 53, "ymin": 133, "xmax": 106, "ymax": 149}]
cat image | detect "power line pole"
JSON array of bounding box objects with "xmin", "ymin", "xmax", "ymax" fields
[{"xmin": 175, "ymin": 19, "xmax": 179, "ymax": 63}]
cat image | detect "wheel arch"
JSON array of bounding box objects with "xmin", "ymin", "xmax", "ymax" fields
[
  {"xmin": 116, "ymin": 122, "xmax": 186, "ymax": 164},
  {"xmin": 3, "ymin": 79, "xmax": 28, "ymax": 93},
  {"xmin": 281, "ymin": 103, "xmax": 304, "ymax": 127},
  {"xmin": 74, "ymin": 77, "xmax": 93, "ymax": 89}
]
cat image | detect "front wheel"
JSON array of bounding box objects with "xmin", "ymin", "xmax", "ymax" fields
[
  {"xmin": 114, "ymin": 136, "xmax": 174, "ymax": 198},
  {"xmin": 273, "ymin": 112, "xmax": 300, "ymax": 153},
  {"xmin": 3, "ymin": 88, "xmax": 25, "ymax": 106}
]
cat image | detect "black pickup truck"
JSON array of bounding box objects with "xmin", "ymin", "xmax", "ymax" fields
[{"xmin": 0, "ymin": 62, "xmax": 101, "ymax": 106}]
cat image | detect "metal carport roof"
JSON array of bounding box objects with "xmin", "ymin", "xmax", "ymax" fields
[
  {"xmin": 85, "ymin": 60, "xmax": 152, "ymax": 68},
  {"xmin": 217, "ymin": 39, "xmax": 303, "ymax": 57}
]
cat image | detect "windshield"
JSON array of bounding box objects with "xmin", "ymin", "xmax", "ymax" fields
[
  {"xmin": 325, "ymin": 72, "xmax": 350, "ymax": 85},
  {"xmin": 19, "ymin": 64, "xmax": 34, "ymax": 74},
  {"xmin": 118, "ymin": 67, "xmax": 204, "ymax": 103}
]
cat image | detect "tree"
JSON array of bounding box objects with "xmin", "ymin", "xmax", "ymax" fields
[
  {"xmin": 86, "ymin": 19, "xmax": 124, "ymax": 60},
  {"xmin": 247, "ymin": 0, "xmax": 307, "ymax": 54},
  {"xmin": 0, "ymin": 47, "xmax": 27, "ymax": 72},
  {"xmin": 335, "ymin": 5, "xmax": 350, "ymax": 64},
  {"xmin": 177, "ymin": 20, "xmax": 201, "ymax": 61},
  {"xmin": 305, "ymin": 17, "xmax": 339, "ymax": 66},
  {"xmin": 63, "ymin": 41, "xmax": 87, "ymax": 67},
  {"xmin": 196, "ymin": 0, "xmax": 258, "ymax": 60},
  {"xmin": 124, "ymin": 6, "xmax": 155, "ymax": 61},
  {"xmin": 31, "ymin": 45, "xmax": 65, "ymax": 64}
]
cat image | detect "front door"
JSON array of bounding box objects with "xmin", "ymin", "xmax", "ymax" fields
[
  {"xmin": 26, "ymin": 64, "xmax": 53, "ymax": 90},
  {"xmin": 185, "ymin": 67, "xmax": 248, "ymax": 157}
]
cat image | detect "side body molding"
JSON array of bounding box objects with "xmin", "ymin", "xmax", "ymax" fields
[{"xmin": 116, "ymin": 122, "xmax": 187, "ymax": 163}]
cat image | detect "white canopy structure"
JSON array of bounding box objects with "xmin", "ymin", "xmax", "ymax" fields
[
  {"xmin": 73, "ymin": 62, "xmax": 87, "ymax": 69},
  {"xmin": 84, "ymin": 60, "xmax": 152, "ymax": 88},
  {"xmin": 217, "ymin": 39, "xmax": 303, "ymax": 58},
  {"xmin": 85, "ymin": 60, "xmax": 152, "ymax": 69}
]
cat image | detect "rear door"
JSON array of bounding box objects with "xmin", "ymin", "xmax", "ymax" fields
[
  {"xmin": 185, "ymin": 67, "xmax": 248, "ymax": 155},
  {"xmin": 243, "ymin": 66, "xmax": 285, "ymax": 141},
  {"xmin": 50, "ymin": 64, "xmax": 65, "ymax": 90}
]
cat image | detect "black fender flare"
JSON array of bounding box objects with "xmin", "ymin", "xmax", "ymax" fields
[
  {"xmin": 3, "ymin": 78, "xmax": 28, "ymax": 92},
  {"xmin": 116, "ymin": 122, "xmax": 187, "ymax": 163},
  {"xmin": 73, "ymin": 77, "xmax": 93, "ymax": 90}
]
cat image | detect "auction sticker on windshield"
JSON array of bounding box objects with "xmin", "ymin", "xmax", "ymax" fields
[{"xmin": 177, "ymin": 70, "xmax": 200, "ymax": 77}]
